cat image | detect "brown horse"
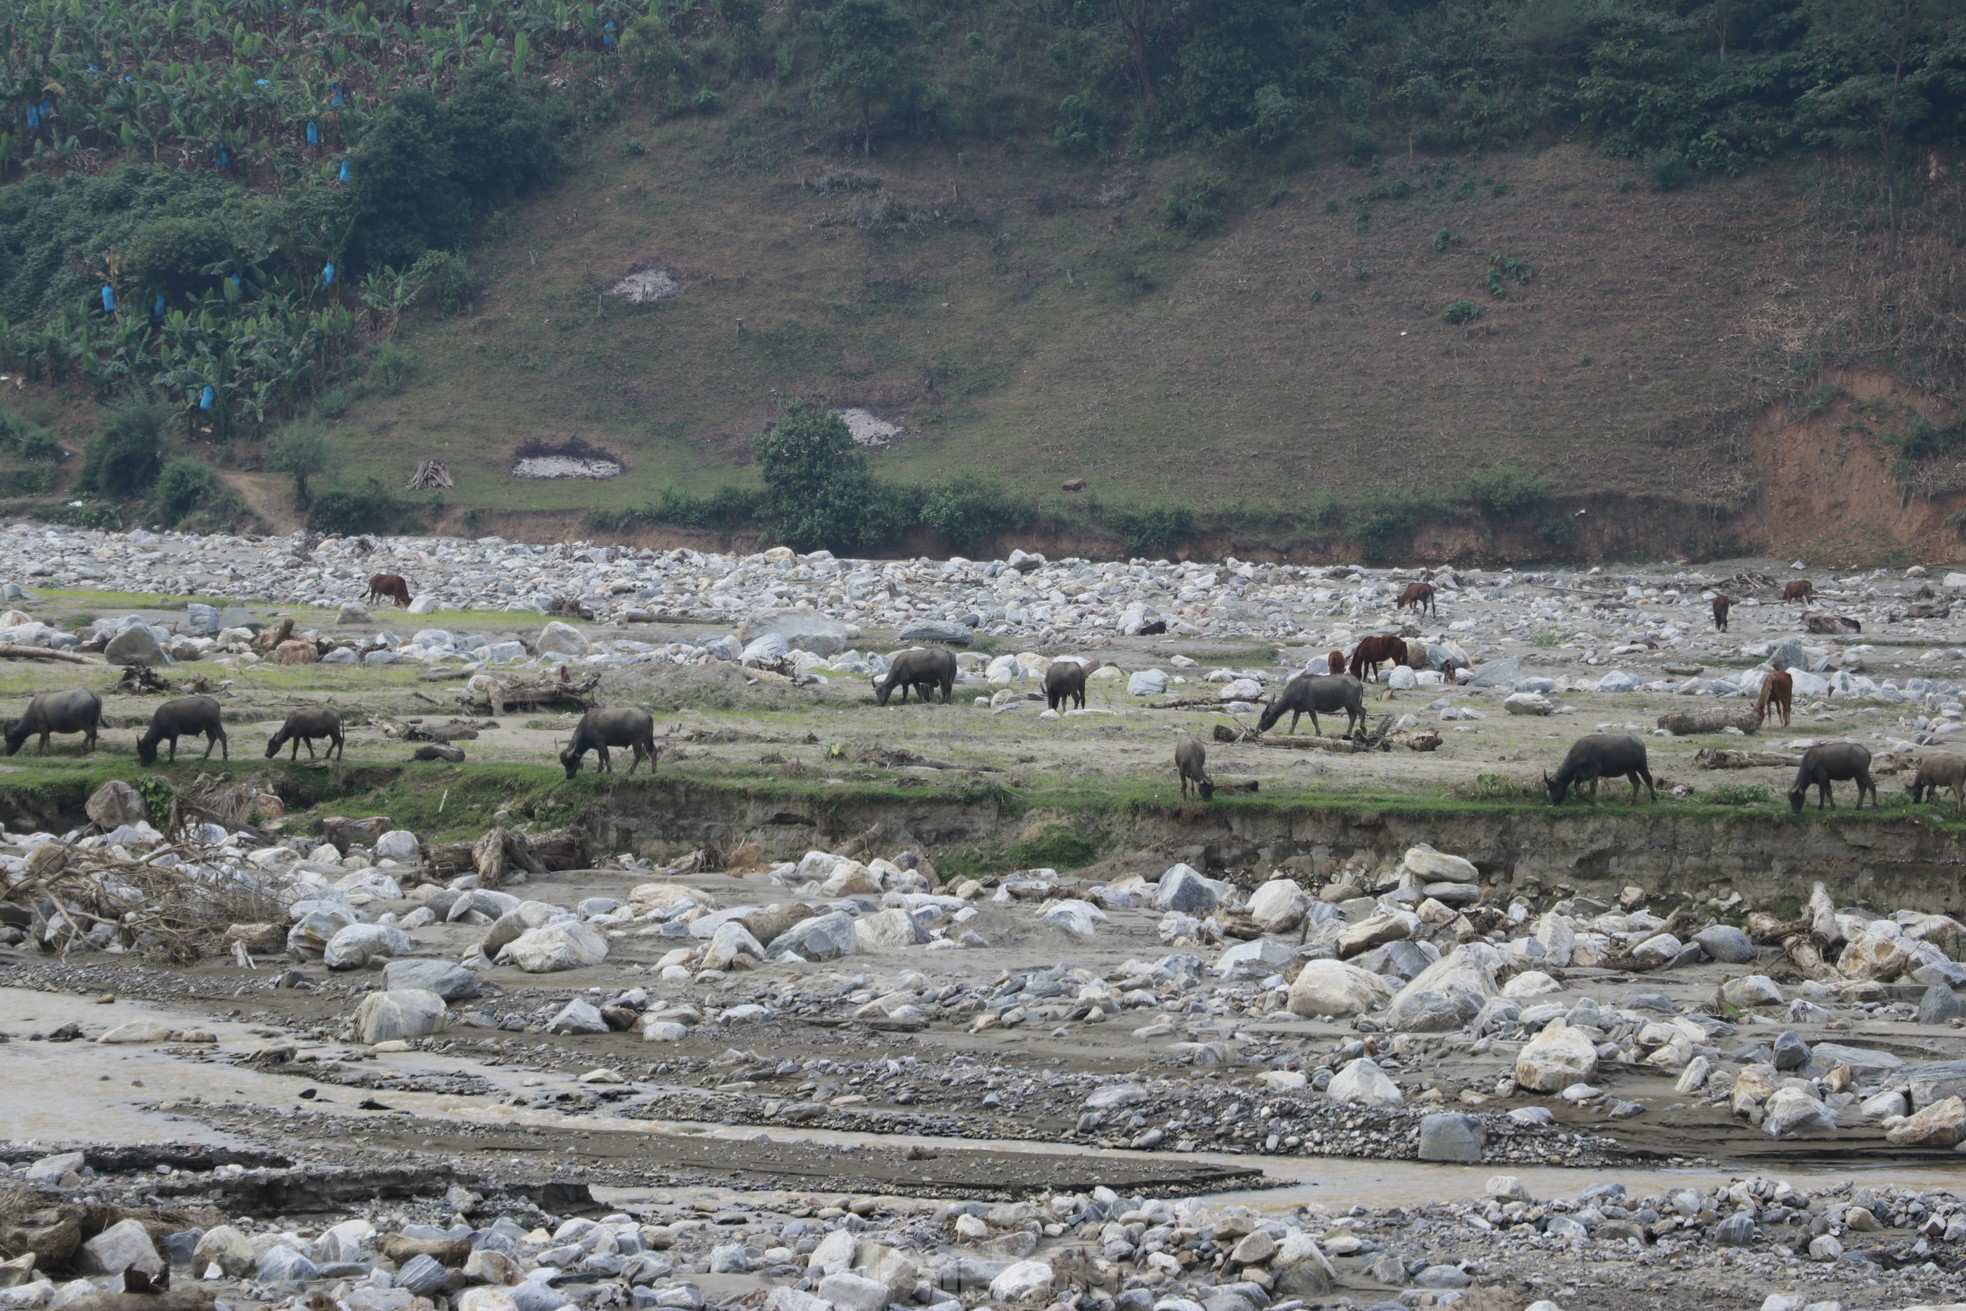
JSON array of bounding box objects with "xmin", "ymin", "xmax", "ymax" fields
[
  {"xmin": 1349, "ymin": 635, "xmax": 1408, "ymax": 682},
  {"xmin": 1756, "ymin": 670, "xmax": 1793, "ymax": 727},
  {"xmin": 1711, "ymin": 594, "xmax": 1731, "ymax": 632},
  {"xmin": 1325, "ymin": 649, "xmax": 1346, "ymax": 676},
  {"xmin": 1782, "ymin": 579, "xmax": 1814, "ymax": 603},
  {"xmin": 1396, "ymin": 581, "xmax": 1436, "ymax": 618},
  {"xmin": 367, "ymin": 573, "xmax": 414, "ymax": 607}
]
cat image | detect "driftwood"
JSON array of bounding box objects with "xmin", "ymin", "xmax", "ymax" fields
[
  {"xmin": 406, "ymin": 459, "xmax": 453, "ymax": 490},
  {"xmin": 1656, "ymin": 708, "xmax": 1762, "ymax": 736},
  {"xmin": 428, "ymin": 825, "xmax": 589, "ymax": 878},
  {"xmin": 1801, "ymin": 612, "xmax": 1861, "ymax": 635},
  {"xmin": 1780, "ymin": 934, "xmax": 1843, "ymax": 983},
  {"xmin": 472, "ymin": 826, "xmax": 545, "ymax": 889},
  {"xmin": 0, "ymin": 643, "xmax": 97, "ymax": 664},
  {"xmin": 1901, "ymin": 602, "xmax": 1952, "ymax": 620},
  {"xmin": 1213, "ymin": 714, "xmax": 1399, "ymax": 753},
  {"xmin": 1694, "ymin": 747, "xmax": 1800, "ymax": 769},
  {"xmin": 47, "ymin": 1295, "xmax": 215, "ymax": 1311},
  {"xmin": 310, "ymin": 815, "xmax": 389, "ymax": 853},
  {"xmin": 411, "ymin": 743, "xmax": 466, "ymax": 762},
  {"xmin": 460, "ymin": 672, "xmax": 601, "ymax": 714}
]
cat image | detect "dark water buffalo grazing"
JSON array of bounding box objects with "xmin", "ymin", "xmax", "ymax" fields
[
  {"xmin": 1789, "ymin": 742, "xmax": 1875, "ymax": 812},
  {"xmin": 1396, "ymin": 582, "xmax": 1436, "ymax": 618},
  {"xmin": 1756, "ymin": 671, "xmax": 1794, "ymax": 727},
  {"xmin": 1139, "ymin": 619, "xmax": 1168, "ymax": 636},
  {"xmin": 1712, "ymin": 594, "xmax": 1731, "ymax": 632},
  {"xmin": 137, "ymin": 696, "xmax": 227, "ymax": 764},
  {"xmin": 266, "ymin": 707, "xmax": 344, "ymax": 761},
  {"xmin": 873, "ymin": 647, "xmax": 957, "ymax": 706},
  {"xmin": 560, "ymin": 707, "xmax": 658, "ymax": 778},
  {"xmin": 1782, "ymin": 579, "xmax": 1814, "ymax": 603},
  {"xmin": 1258, "ymin": 672, "xmax": 1365, "ymax": 737},
  {"xmin": 1175, "ymin": 736, "xmax": 1214, "ymax": 801},
  {"xmin": 1349, "ymin": 635, "xmax": 1407, "ymax": 682},
  {"xmin": 4, "ymin": 689, "xmax": 102, "ymax": 756},
  {"xmin": 1910, "ymin": 753, "xmax": 1966, "ymax": 816},
  {"xmin": 1546, "ymin": 733, "xmax": 1656, "ymax": 806},
  {"xmin": 1044, "ymin": 660, "xmax": 1088, "ymax": 711},
  {"xmin": 367, "ymin": 573, "xmax": 413, "ymax": 607}
]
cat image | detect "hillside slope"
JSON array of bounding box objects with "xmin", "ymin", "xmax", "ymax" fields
[{"xmin": 341, "ymin": 104, "xmax": 1964, "ymax": 557}]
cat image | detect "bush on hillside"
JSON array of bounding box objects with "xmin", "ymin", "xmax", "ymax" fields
[
  {"xmin": 919, "ymin": 474, "xmax": 1036, "ymax": 553},
  {"xmin": 154, "ymin": 458, "xmax": 223, "ymax": 524},
  {"xmin": 75, "ymin": 403, "xmax": 165, "ymax": 499},
  {"xmin": 1467, "ymin": 465, "xmax": 1554, "ymax": 520}
]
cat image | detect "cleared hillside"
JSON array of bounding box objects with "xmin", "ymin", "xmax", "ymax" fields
[{"xmin": 338, "ymin": 108, "xmax": 1961, "ymax": 554}]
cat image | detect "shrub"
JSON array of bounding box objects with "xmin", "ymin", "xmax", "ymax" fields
[
  {"xmin": 153, "ymin": 458, "xmax": 221, "ymax": 524},
  {"xmin": 307, "ymin": 476, "xmax": 406, "ymax": 535},
  {"xmin": 1443, "ymin": 299, "xmax": 1480, "ymax": 324},
  {"xmin": 919, "ymin": 474, "xmax": 1035, "ymax": 553},
  {"xmin": 1433, "ymin": 228, "xmax": 1461, "ymax": 252},
  {"xmin": 1705, "ymin": 784, "xmax": 1772, "ymax": 807},
  {"xmin": 1109, "ymin": 503, "xmax": 1197, "ymax": 558},
  {"xmin": 75, "ymin": 402, "xmax": 165, "ymax": 499},
  {"xmin": 1161, "ymin": 174, "xmax": 1229, "ymax": 239},
  {"xmin": 1352, "ymin": 497, "xmax": 1415, "ymax": 563},
  {"xmin": 0, "ymin": 405, "xmax": 60, "ymax": 461},
  {"xmin": 752, "ymin": 402, "xmax": 897, "ymax": 552},
  {"xmin": 266, "ymin": 422, "xmax": 331, "ymax": 507},
  {"xmin": 1485, "ymin": 251, "xmax": 1534, "ymax": 298},
  {"xmin": 1466, "ymin": 464, "xmax": 1553, "ymax": 520},
  {"xmin": 1647, "ymin": 150, "xmax": 1692, "ymax": 191},
  {"xmin": 1536, "ymin": 515, "xmax": 1577, "ymax": 550},
  {"xmin": 1303, "ymin": 493, "xmax": 1342, "ymax": 530},
  {"xmin": 1053, "ymin": 94, "xmax": 1105, "ymax": 156},
  {"xmin": 1345, "ymin": 124, "xmax": 1378, "ymax": 164}
]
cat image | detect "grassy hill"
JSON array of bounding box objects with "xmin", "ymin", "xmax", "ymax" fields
[
  {"xmin": 2, "ymin": 0, "xmax": 1963, "ymax": 560},
  {"xmin": 334, "ymin": 101, "xmax": 1964, "ymax": 558}
]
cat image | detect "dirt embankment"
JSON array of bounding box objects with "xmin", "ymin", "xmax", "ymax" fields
[{"xmin": 576, "ymin": 779, "xmax": 1966, "ymax": 917}]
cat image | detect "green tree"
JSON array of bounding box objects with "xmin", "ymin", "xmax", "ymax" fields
[
  {"xmin": 266, "ymin": 421, "xmax": 331, "ymax": 508},
  {"xmin": 75, "ymin": 402, "xmax": 165, "ymax": 499},
  {"xmin": 753, "ymin": 402, "xmax": 883, "ymax": 552},
  {"xmin": 920, "ymin": 474, "xmax": 1034, "ymax": 553},
  {"xmin": 153, "ymin": 457, "xmax": 221, "ymax": 524},
  {"xmin": 1800, "ymin": 0, "xmax": 1961, "ymax": 261},
  {"xmin": 812, "ymin": 0, "xmax": 915, "ymax": 153}
]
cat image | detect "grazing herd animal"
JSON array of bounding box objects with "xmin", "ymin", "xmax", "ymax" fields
[
  {"xmin": 560, "ymin": 707, "xmax": 658, "ymax": 778},
  {"xmin": 1545, "ymin": 733, "xmax": 1656, "ymax": 806},
  {"xmin": 266, "ymin": 708, "xmax": 345, "ymax": 761},
  {"xmin": 1783, "ymin": 579, "xmax": 1814, "ymax": 603},
  {"xmin": 1755, "ymin": 671, "xmax": 1794, "ymax": 727},
  {"xmin": 1174, "ymin": 735, "xmax": 1214, "ymax": 801},
  {"xmin": 1043, "ymin": 660, "xmax": 1088, "ymax": 711},
  {"xmin": 1257, "ymin": 672, "xmax": 1365, "ymax": 738},
  {"xmin": 1711, "ymin": 594, "xmax": 1731, "ymax": 631},
  {"xmin": 1789, "ymin": 743, "xmax": 1875, "ymax": 812},
  {"xmin": 1395, "ymin": 581, "xmax": 1436, "ymax": 618},
  {"xmin": 136, "ymin": 695, "xmax": 227, "ymax": 765},
  {"xmin": 873, "ymin": 647, "xmax": 958, "ymax": 706},
  {"xmin": 366, "ymin": 573, "xmax": 414, "ymax": 607},
  {"xmin": 1911, "ymin": 753, "xmax": 1966, "ymax": 816},
  {"xmin": 1348, "ymin": 635, "xmax": 1407, "ymax": 682},
  {"xmin": 4, "ymin": 689, "xmax": 102, "ymax": 756}
]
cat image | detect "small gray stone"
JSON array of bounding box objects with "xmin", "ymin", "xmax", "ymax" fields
[
  {"xmin": 1713, "ymin": 1214, "xmax": 1756, "ymax": 1246},
  {"xmin": 257, "ymin": 1246, "xmax": 319, "ymax": 1284},
  {"xmin": 547, "ymin": 1000, "xmax": 609, "ymax": 1035},
  {"xmin": 382, "ymin": 958, "xmax": 481, "ymax": 1001},
  {"xmin": 1772, "ymin": 1030, "xmax": 1810, "ymax": 1071},
  {"xmin": 1693, "ymin": 924, "xmax": 1757, "ymax": 965},
  {"xmin": 397, "ymin": 1256, "xmax": 449, "ymax": 1295},
  {"xmin": 105, "ymin": 624, "xmax": 169, "ymax": 667}
]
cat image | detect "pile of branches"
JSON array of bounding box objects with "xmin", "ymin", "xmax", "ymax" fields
[{"xmin": 4, "ymin": 842, "xmax": 293, "ymax": 963}]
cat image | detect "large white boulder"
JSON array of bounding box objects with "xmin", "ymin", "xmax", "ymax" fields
[
  {"xmin": 1287, "ymin": 960, "xmax": 1395, "ymax": 1018},
  {"xmin": 352, "ymin": 989, "xmax": 447, "ymax": 1043},
  {"xmin": 1326, "ymin": 1057, "xmax": 1403, "ymax": 1108},
  {"xmin": 1385, "ymin": 943, "xmax": 1503, "ymax": 1031},
  {"xmin": 537, "ymin": 621, "xmax": 590, "ymax": 657},
  {"xmin": 497, "ymin": 921, "xmax": 609, "ymax": 972},
  {"xmin": 1247, "ymin": 879, "xmax": 1309, "ymax": 933},
  {"xmin": 1514, "ymin": 1019, "xmax": 1599, "ymax": 1092},
  {"xmin": 768, "ymin": 912, "xmax": 859, "ymax": 960}
]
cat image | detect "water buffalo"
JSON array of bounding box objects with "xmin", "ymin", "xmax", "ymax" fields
[
  {"xmin": 266, "ymin": 707, "xmax": 344, "ymax": 761},
  {"xmin": 1755, "ymin": 671, "xmax": 1794, "ymax": 727},
  {"xmin": 560, "ymin": 707, "xmax": 658, "ymax": 778},
  {"xmin": 1910, "ymin": 753, "xmax": 1966, "ymax": 816},
  {"xmin": 873, "ymin": 647, "xmax": 957, "ymax": 706},
  {"xmin": 1782, "ymin": 579, "xmax": 1814, "ymax": 603},
  {"xmin": 1257, "ymin": 672, "xmax": 1365, "ymax": 737},
  {"xmin": 1789, "ymin": 742, "xmax": 1875, "ymax": 812},
  {"xmin": 1175, "ymin": 735, "xmax": 1214, "ymax": 801},
  {"xmin": 1349, "ymin": 635, "xmax": 1407, "ymax": 682},
  {"xmin": 4, "ymin": 689, "xmax": 102, "ymax": 756},
  {"xmin": 1712, "ymin": 594, "xmax": 1731, "ymax": 632},
  {"xmin": 1546, "ymin": 733, "xmax": 1656, "ymax": 806},
  {"xmin": 1396, "ymin": 582, "xmax": 1436, "ymax": 618},
  {"xmin": 1044, "ymin": 660, "xmax": 1087, "ymax": 711},
  {"xmin": 367, "ymin": 573, "xmax": 413, "ymax": 607},
  {"xmin": 137, "ymin": 695, "xmax": 227, "ymax": 765}
]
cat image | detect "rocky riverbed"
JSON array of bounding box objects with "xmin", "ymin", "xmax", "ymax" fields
[{"xmin": 7, "ymin": 527, "xmax": 1966, "ymax": 1308}]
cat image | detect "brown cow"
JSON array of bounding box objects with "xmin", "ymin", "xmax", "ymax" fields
[
  {"xmin": 1711, "ymin": 594, "xmax": 1731, "ymax": 632},
  {"xmin": 1349, "ymin": 635, "xmax": 1407, "ymax": 682},
  {"xmin": 1755, "ymin": 670, "xmax": 1793, "ymax": 727},
  {"xmin": 1782, "ymin": 579, "xmax": 1814, "ymax": 603},
  {"xmin": 367, "ymin": 573, "xmax": 413, "ymax": 607},
  {"xmin": 1396, "ymin": 581, "xmax": 1436, "ymax": 618},
  {"xmin": 1325, "ymin": 649, "xmax": 1346, "ymax": 676}
]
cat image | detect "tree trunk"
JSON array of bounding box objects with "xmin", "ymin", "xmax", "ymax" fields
[
  {"xmin": 1656, "ymin": 708, "xmax": 1762, "ymax": 736},
  {"xmin": 1111, "ymin": 0, "xmax": 1156, "ymax": 103}
]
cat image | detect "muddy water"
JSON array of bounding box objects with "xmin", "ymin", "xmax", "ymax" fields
[{"xmin": 10, "ymin": 987, "xmax": 1950, "ymax": 1215}]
